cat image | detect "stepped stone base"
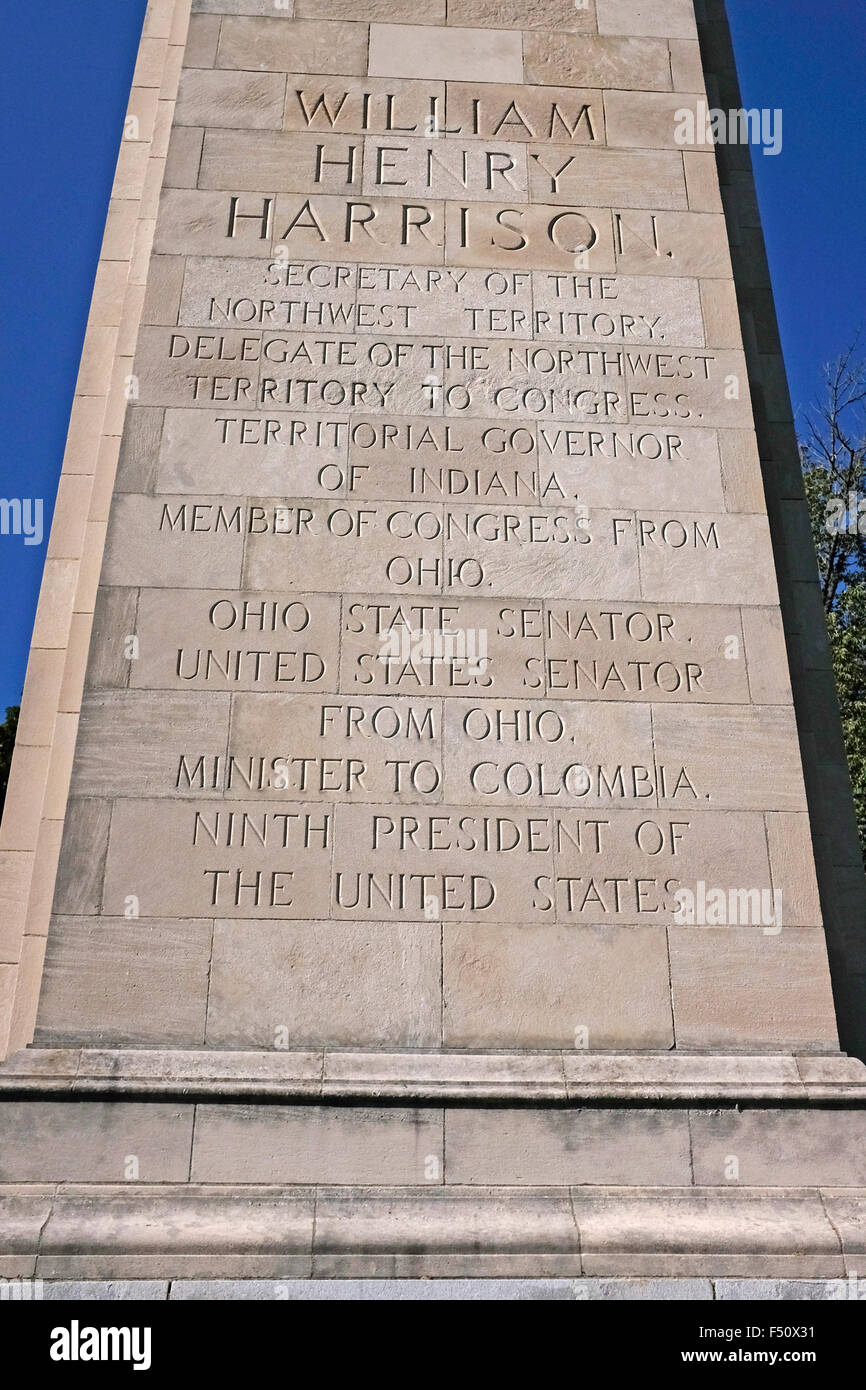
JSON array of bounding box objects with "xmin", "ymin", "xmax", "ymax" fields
[{"xmin": 2, "ymin": 1049, "xmax": 866, "ymax": 1282}]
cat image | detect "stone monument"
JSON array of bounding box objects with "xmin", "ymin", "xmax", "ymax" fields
[{"xmin": 2, "ymin": 0, "xmax": 866, "ymax": 1292}]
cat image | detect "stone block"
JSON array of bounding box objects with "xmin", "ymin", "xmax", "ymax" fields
[
  {"xmin": 176, "ymin": 68, "xmax": 287, "ymax": 127},
  {"xmin": 207, "ymin": 919, "xmax": 440, "ymax": 1047},
  {"xmin": 529, "ymin": 146, "xmax": 687, "ymax": 210},
  {"xmin": 652, "ymin": 703, "xmax": 808, "ymax": 811},
  {"xmin": 100, "ymin": 493, "xmax": 244, "ymax": 588},
  {"xmin": 691, "ymin": 1110, "xmax": 866, "ymax": 1187},
  {"xmin": 597, "ymin": 0, "xmax": 697, "ymax": 38},
  {"xmin": 0, "ymin": 1103, "xmax": 194, "ymax": 1183},
  {"xmin": 445, "ymin": 1108, "xmax": 691, "ymax": 1185},
  {"xmin": 217, "ymin": 17, "xmax": 369, "ymax": 75},
  {"xmin": 575, "ymin": 1189, "xmax": 843, "ymax": 1278},
  {"xmin": 192, "ymin": 1105, "xmax": 442, "ymax": 1183},
  {"xmin": 35, "ymin": 917, "xmax": 212, "ymax": 1047},
  {"xmin": 0, "ymin": 1188, "xmax": 55, "ymax": 1277},
  {"xmin": 443, "ymin": 923, "xmax": 673, "ymax": 1048},
  {"xmin": 37, "ymin": 1186, "xmax": 315, "ymax": 1280},
  {"xmin": 524, "ymin": 34, "xmax": 672, "ymax": 90},
  {"xmin": 448, "ymin": 0, "xmax": 595, "ymax": 30},
  {"xmin": 669, "ymin": 928, "xmax": 840, "ymax": 1051},
  {"xmin": 52, "ymin": 799, "xmax": 112, "ymax": 916},
  {"xmin": 41, "ymin": 1282, "xmax": 170, "ymax": 1300},
  {"xmin": 369, "ymin": 24, "xmax": 523, "ymax": 84},
  {"xmin": 185, "ymin": 14, "xmax": 222, "ymax": 68}
]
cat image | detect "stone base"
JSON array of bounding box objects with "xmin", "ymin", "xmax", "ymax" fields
[
  {"xmin": 2, "ymin": 1049, "xmax": 866, "ymax": 1281},
  {"xmin": 7, "ymin": 1279, "xmax": 866, "ymax": 1302},
  {"xmin": 3, "ymin": 1047, "xmax": 865, "ymax": 1102},
  {"xmin": 4, "ymin": 1185, "xmax": 866, "ymax": 1282}
]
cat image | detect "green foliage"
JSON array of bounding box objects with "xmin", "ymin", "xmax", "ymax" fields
[
  {"xmin": 0, "ymin": 705, "xmax": 19, "ymax": 818},
  {"xmin": 801, "ymin": 347, "xmax": 866, "ymax": 848},
  {"xmin": 827, "ymin": 587, "xmax": 866, "ymax": 843}
]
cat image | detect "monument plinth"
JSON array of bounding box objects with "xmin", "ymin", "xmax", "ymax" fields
[{"xmin": 2, "ymin": 0, "xmax": 866, "ymax": 1289}]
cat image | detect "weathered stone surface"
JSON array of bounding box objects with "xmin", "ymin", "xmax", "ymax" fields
[
  {"xmin": 524, "ymin": 34, "xmax": 671, "ymax": 90},
  {"xmin": 102, "ymin": 799, "xmax": 332, "ymax": 918},
  {"xmin": 206, "ymin": 920, "xmax": 441, "ymax": 1046},
  {"xmin": 169, "ymin": 1278, "xmax": 581, "ymax": 1298},
  {"xmin": 176, "ymin": 70, "xmax": 288, "ymax": 129},
  {"xmin": 691, "ymin": 1110, "xmax": 866, "ymax": 1187},
  {"xmin": 574, "ymin": 1189, "xmax": 844, "ymax": 1278},
  {"xmin": 52, "ymin": 800, "xmax": 112, "ymax": 915},
  {"xmin": 614, "ymin": 211, "xmax": 732, "ymax": 278},
  {"xmin": 596, "ymin": 0, "xmax": 697, "ymax": 39},
  {"xmin": 4, "ymin": 1179, "xmax": 860, "ymax": 1281},
  {"xmin": 652, "ymin": 705, "xmax": 808, "ymax": 810},
  {"xmin": 0, "ymin": 1104, "xmax": 193, "ymax": 1183},
  {"xmin": 714, "ymin": 1279, "xmax": 846, "ymax": 1301},
  {"xmin": 528, "ymin": 147, "xmax": 688, "ymax": 210},
  {"xmin": 445, "ymin": 1108, "xmax": 691, "ymax": 1185},
  {"xmin": 369, "ymin": 24, "xmax": 523, "ymax": 84},
  {"xmin": 311, "ymin": 1187, "xmax": 582, "ymax": 1276},
  {"xmin": 0, "ymin": 1188, "xmax": 55, "ymax": 1277},
  {"xmin": 184, "ymin": 14, "xmax": 221, "ymax": 68},
  {"xmin": 448, "ymin": 0, "xmax": 596, "ymax": 31},
  {"xmin": 101, "ymin": 493, "xmax": 244, "ymax": 587},
  {"xmin": 7, "ymin": 1048, "xmax": 865, "ymax": 1104},
  {"xmin": 669, "ymin": 928, "xmax": 840, "ymax": 1051},
  {"xmin": 193, "ymin": 0, "xmax": 295, "ymax": 13},
  {"xmin": 129, "ymin": 588, "xmax": 341, "ymax": 693},
  {"xmin": 0, "ymin": 0, "xmax": 854, "ymax": 1285},
  {"xmin": 298, "ymin": 1, "xmax": 445, "ymax": 18},
  {"xmin": 0, "ymin": 856, "xmax": 30, "ymax": 963},
  {"xmin": 820, "ymin": 1193, "xmax": 866, "ymax": 1263},
  {"xmin": 741, "ymin": 607, "xmax": 793, "ymax": 704},
  {"xmin": 216, "ymin": 17, "xmax": 369, "ymax": 76},
  {"xmin": 37, "ymin": 1186, "xmax": 316, "ymax": 1280},
  {"xmin": 41, "ymin": 1281, "xmax": 170, "ymax": 1300},
  {"xmin": 191, "ymin": 1105, "xmax": 442, "ymax": 1183},
  {"xmin": 30, "ymin": 1275, "xmax": 722, "ymax": 1298},
  {"xmin": 321, "ymin": 1049, "xmax": 567, "ymax": 1101},
  {"xmin": 443, "ymin": 923, "xmax": 673, "ymax": 1048},
  {"xmin": 35, "ymin": 918, "xmax": 212, "ymax": 1046},
  {"xmin": 765, "ymin": 813, "xmax": 822, "ymax": 925},
  {"xmin": 605, "ymin": 91, "xmax": 714, "ymax": 150},
  {"xmin": 69, "ymin": 691, "xmax": 230, "ymax": 798}
]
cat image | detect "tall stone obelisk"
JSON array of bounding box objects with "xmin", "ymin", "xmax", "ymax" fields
[{"xmin": 2, "ymin": 0, "xmax": 866, "ymax": 1288}]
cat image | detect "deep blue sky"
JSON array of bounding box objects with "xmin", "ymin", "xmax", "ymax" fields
[
  {"xmin": 0, "ymin": 0, "xmax": 147, "ymax": 712},
  {"xmin": 726, "ymin": 0, "xmax": 866, "ymax": 410},
  {"xmin": 0, "ymin": 0, "xmax": 863, "ymax": 711}
]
